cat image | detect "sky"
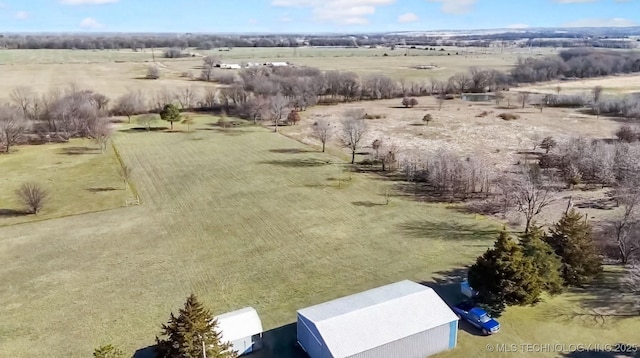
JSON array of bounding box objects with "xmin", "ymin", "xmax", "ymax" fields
[{"xmin": 0, "ymin": 0, "xmax": 638, "ymax": 33}]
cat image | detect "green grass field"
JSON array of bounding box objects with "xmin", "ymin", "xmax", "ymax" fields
[
  {"xmin": 0, "ymin": 117, "xmax": 637, "ymax": 357},
  {"xmin": 0, "ymin": 138, "xmax": 133, "ymax": 226}
]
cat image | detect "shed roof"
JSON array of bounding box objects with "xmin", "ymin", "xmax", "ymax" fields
[
  {"xmin": 215, "ymin": 307, "xmax": 263, "ymax": 342},
  {"xmin": 297, "ymin": 280, "xmax": 457, "ymax": 358}
]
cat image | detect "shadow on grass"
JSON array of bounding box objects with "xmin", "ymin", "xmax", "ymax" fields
[
  {"xmin": 269, "ymin": 148, "xmax": 313, "ymax": 154},
  {"xmin": 561, "ymin": 346, "xmax": 640, "ymax": 358},
  {"xmin": 544, "ymin": 266, "xmax": 639, "ymax": 328},
  {"xmin": 200, "ymin": 128, "xmax": 249, "ymax": 136},
  {"xmin": 120, "ymin": 127, "xmax": 169, "ymax": 133},
  {"xmin": 87, "ymin": 187, "xmax": 118, "ymax": 193},
  {"xmin": 132, "ymin": 345, "xmax": 156, "ymax": 358},
  {"xmin": 399, "ymin": 220, "xmax": 499, "ymax": 241},
  {"xmin": 260, "ymin": 159, "xmax": 332, "ymax": 168},
  {"xmin": 0, "ymin": 209, "xmax": 29, "ymax": 218},
  {"xmin": 352, "ymin": 201, "xmax": 386, "ymax": 207},
  {"xmin": 419, "ymin": 267, "xmax": 486, "ymax": 337},
  {"xmin": 58, "ymin": 146, "xmax": 99, "ymax": 155}
]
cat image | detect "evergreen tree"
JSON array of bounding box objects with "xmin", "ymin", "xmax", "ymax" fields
[
  {"xmin": 547, "ymin": 209, "xmax": 603, "ymax": 286},
  {"xmin": 160, "ymin": 103, "xmax": 181, "ymax": 130},
  {"xmin": 156, "ymin": 294, "xmax": 237, "ymax": 358},
  {"xmin": 520, "ymin": 225, "xmax": 564, "ymax": 295},
  {"xmin": 469, "ymin": 230, "xmax": 543, "ymax": 312}
]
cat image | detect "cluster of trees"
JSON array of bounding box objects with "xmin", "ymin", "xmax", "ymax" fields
[
  {"xmin": 94, "ymin": 294, "xmax": 237, "ymax": 358},
  {"xmin": 540, "ymin": 137, "xmax": 640, "ymax": 188},
  {"xmin": 469, "ymin": 209, "xmax": 602, "ymax": 314},
  {"xmin": 2, "ymin": 85, "xmax": 113, "ymax": 150},
  {"xmin": 512, "ymin": 49, "xmax": 640, "ymax": 83}
]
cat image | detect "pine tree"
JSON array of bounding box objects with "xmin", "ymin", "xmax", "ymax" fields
[
  {"xmin": 160, "ymin": 103, "xmax": 181, "ymax": 130},
  {"xmin": 547, "ymin": 209, "xmax": 603, "ymax": 286},
  {"xmin": 468, "ymin": 230, "xmax": 543, "ymax": 312},
  {"xmin": 156, "ymin": 294, "xmax": 238, "ymax": 358},
  {"xmin": 520, "ymin": 225, "xmax": 564, "ymax": 295}
]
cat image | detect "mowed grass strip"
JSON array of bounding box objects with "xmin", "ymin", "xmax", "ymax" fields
[
  {"xmin": 0, "ymin": 138, "xmax": 132, "ymax": 226},
  {"xmin": 0, "ymin": 123, "xmax": 498, "ymax": 357}
]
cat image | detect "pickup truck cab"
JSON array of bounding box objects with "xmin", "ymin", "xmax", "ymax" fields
[{"xmin": 452, "ymin": 301, "xmax": 500, "ymax": 335}]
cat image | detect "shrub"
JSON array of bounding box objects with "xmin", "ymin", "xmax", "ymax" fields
[
  {"xmin": 16, "ymin": 182, "xmax": 48, "ymax": 214},
  {"xmin": 145, "ymin": 66, "xmax": 160, "ymax": 80},
  {"xmin": 163, "ymin": 48, "xmax": 183, "ymax": 58},
  {"xmin": 180, "ymin": 71, "xmax": 194, "ymax": 79},
  {"xmin": 498, "ymin": 113, "xmax": 519, "ymax": 121},
  {"xmin": 616, "ymin": 125, "xmax": 637, "ymax": 143},
  {"xmin": 364, "ymin": 113, "xmax": 385, "ymax": 119}
]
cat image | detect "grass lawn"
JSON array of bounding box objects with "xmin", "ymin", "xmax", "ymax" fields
[
  {"xmin": 0, "ymin": 117, "xmax": 637, "ymax": 357},
  {"xmin": 0, "ymin": 138, "xmax": 133, "ymax": 227}
]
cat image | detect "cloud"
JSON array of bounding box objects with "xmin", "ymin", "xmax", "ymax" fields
[
  {"xmin": 507, "ymin": 23, "xmax": 530, "ymax": 29},
  {"xmin": 60, "ymin": 0, "xmax": 118, "ymax": 4},
  {"xmin": 15, "ymin": 11, "xmax": 28, "ymax": 19},
  {"xmin": 279, "ymin": 14, "xmax": 292, "ymax": 23},
  {"xmin": 553, "ymin": 0, "xmax": 596, "ymax": 3},
  {"xmin": 427, "ymin": 0, "xmax": 477, "ymax": 15},
  {"xmin": 272, "ymin": 0, "xmax": 396, "ymax": 25},
  {"xmin": 564, "ymin": 17, "xmax": 638, "ymax": 27},
  {"xmin": 398, "ymin": 12, "xmax": 419, "ymax": 23},
  {"xmin": 248, "ymin": 19, "xmax": 258, "ymax": 24},
  {"xmin": 80, "ymin": 17, "xmax": 104, "ymax": 29}
]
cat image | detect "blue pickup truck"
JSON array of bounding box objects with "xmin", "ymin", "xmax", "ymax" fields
[{"xmin": 452, "ymin": 301, "xmax": 500, "ymax": 335}]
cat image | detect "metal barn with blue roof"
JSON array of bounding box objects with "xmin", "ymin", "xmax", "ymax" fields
[{"xmin": 296, "ymin": 280, "xmax": 458, "ymax": 358}]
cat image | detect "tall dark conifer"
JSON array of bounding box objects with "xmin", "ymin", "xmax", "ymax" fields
[{"xmin": 156, "ymin": 294, "xmax": 237, "ymax": 358}]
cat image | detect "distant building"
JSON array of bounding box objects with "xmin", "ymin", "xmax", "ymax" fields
[
  {"xmin": 220, "ymin": 63, "xmax": 241, "ymax": 69},
  {"xmin": 266, "ymin": 62, "xmax": 289, "ymax": 67},
  {"xmin": 296, "ymin": 280, "xmax": 458, "ymax": 358},
  {"xmin": 215, "ymin": 307, "xmax": 263, "ymax": 356}
]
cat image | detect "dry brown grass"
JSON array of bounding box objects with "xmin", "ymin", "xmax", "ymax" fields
[{"xmin": 0, "ymin": 46, "xmax": 558, "ymax": 101}]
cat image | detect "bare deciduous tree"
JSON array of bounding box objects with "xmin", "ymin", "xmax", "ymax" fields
[
  {"xmin": 512, "ymin": 165, "xmax": 552, "ymax": 234},
  {"xmin": 176, "ymin": 86, "xmax": 198, "ymax": 110},
  {"xmin": 87, "ymin": 118, "xmax": 113, "ymax": 153},
  {"xmin": 16, "ymin": 182, "xmax": 48, "ymax": 214},
  {"xmin": 312, "ymin": 118, "xmax": 333, "ymax": 153},
  {"xmin": 113, "ymin": 91, "xmax": 146, "ymax": 123},
  {"xmin": 146, "ymin": 65, "xmax": 160, "ymax": 79},
  {"xmin": 137, "ymin": 114, "xmax": 157, "ymax": 131},
  {"xmin": 201, "ymin": 87, "xmax": 218, "ymax": 110},
  {"xmin": 341, "ymin": 109, "xmax": 368, "ymax": 164},
  {"xmin": 0, "ymin": 105, "xmax": 27, "ymax": 153},
  {"xmin": 517, "ymin": 91, "xmax": 531, "ymax": 109},
  {"xmin": 610, "ymin": 186, "xmax": 640, "ymax": 264},
  {"xmin": 269, "ymin": 94, "xmax": 289, "ymax": 132},
  {"xmin": 248, "ymin": 96, "xmax": 269, "ymax": 125},
  {"xmin": 592, "ymin": 86, "xmax": 603, "ymax": 118},
  {"xmin": 437, "ymin": 95, "xmax": 445, "ymax": 111},
  {"xmin": 10, "ymin": 86, "xmax": 33, "ymax": 119}
]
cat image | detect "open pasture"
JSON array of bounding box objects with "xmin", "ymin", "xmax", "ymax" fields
[
  {"xmin": 518, "ymin": 74, "xmax": 640, "ymax": 96},
  {"xmin": 0, "ymin": 138, "xmax": 133, "ymax": 227},
  {"xmin": 0, "ymin": 46, "xmax": 556, "ymax": 101},
  {"xmin": 0, "ymin": 120, "xmax": 501, "ymax": 357}
]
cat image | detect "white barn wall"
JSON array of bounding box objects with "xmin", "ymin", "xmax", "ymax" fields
[{"xmin": 347, "ymin": 323, "xmax": 452, "ymax": 358}]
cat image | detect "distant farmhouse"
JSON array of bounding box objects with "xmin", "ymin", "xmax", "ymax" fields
[{"xmin": 296, "ymin": 280, "xmax": 458, "ymax": 358}]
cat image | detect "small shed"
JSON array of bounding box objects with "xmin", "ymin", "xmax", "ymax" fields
[
  {"xmin": 297, "ymin": 280, "xmax": 458, "ymax": 358},
  {"xmin": 215, "ymin": 307, "xmax": 263, "ymax": 356}
]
